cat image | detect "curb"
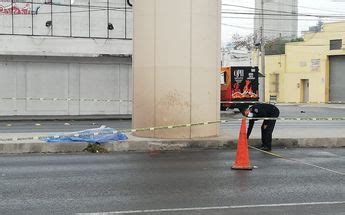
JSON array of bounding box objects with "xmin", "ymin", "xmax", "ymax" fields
[{"xmin": 0, "ymin": 138, "xmax": 344, "ymax": 154}]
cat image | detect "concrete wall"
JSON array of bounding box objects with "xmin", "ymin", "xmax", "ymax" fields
[
  {"xmin": 265, "ymin": 22, "xmax": 345, "ymax": 103},
  {"xmin": 0, "ymin": 0, "xmax": 133, "ymax": 39},
  {"xmin": 254, "ymin": 0, "xmax": 298, "ymax": 40},
  {"xmin": 0, "ymin": 0, "xmax": 133, "ymax": 116},
  {"xmin": 133, "ymin": 0, "xmax": 220, "ymax": 139},
  {"xmin": 0, "ymin": 0, "xmax": 133, "ymax": 57},
  {"xmin": 0, "ymin": 35, "xmax": 132, "ymax": 57}
]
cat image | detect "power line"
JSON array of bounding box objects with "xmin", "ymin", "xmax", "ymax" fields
[
  {"xmin": 221, "ymin": 16, "xmax": 342, "ymax": 22},
  {"xmin": 222, "ymin": 3, "xmax": 345, "ymax": 18},
  {"xmin": 222, "ymin": 23, "xmax": 296, "ymax": 33},
  {"xmin": 223, "ymin": 0, "xmax": 345, "ymax": 14},
  {"xmin": 222, "ymin": 2, "xmax": 345, "ymax": 15},
  {"xmin": 222, "ymin": 4, "xmax": 299, "ymax": 15},
  {"xmin": 221, "ymin": 11, "xmax": 345, "ymax": 18},
  {"xmin": 222, "ymin": 22, "xmax": 345, "ymax": 35},
  {"xmin": 268, "ymin": 0, "xmax": 345, "ymax": 14},
  {"xmin": 4, "ymin": 2, "xmax": 341, "ymax": 18}
]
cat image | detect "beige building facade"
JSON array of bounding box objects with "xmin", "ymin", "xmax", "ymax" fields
[{"xmin": 265, "ymin": 22, "xmax": 345, "ymax": 103}]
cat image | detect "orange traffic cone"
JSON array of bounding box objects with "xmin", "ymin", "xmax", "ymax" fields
[{"xmin": 232, "ymin": 117, "xmax": 253, "ymax": 170}]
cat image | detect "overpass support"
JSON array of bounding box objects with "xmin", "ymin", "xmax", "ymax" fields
[{"xmin": 133, "ymin": 0, "xmax": 221, "ymax": 138}]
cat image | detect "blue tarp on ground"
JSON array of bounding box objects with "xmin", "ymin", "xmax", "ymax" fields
[{"xmin": 42, "ymin": 126, "xmax": 128, "ymax": 143}]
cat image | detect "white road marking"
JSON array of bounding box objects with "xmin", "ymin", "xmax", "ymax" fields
[
  {"xmin": 77, "ymin": 201, "xmax": 345, "ymax": 214},
  {"xmin": 248, "ymin": 146, "xmax": 345, "ymax": 176},
  {"xmin": 293, "ymin": 159, "xmax": 345, "ymax": 176}
]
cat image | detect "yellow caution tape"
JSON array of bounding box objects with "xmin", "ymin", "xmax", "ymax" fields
[
  {"xmin": 0, "ymin": 97, "xmax": 131, "ymax": 103},
  {"xmin": 248, "ymin": 145, "xmax": 345, "ymax": 176},
  {"xmin": 2, "ymin": 97, "xmax": 344, "ymax": 104},
  {"xmin": 0, "ymin": 117, "xmax": 345, "ymax": 142}
]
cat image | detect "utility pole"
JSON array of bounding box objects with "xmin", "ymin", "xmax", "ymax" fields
[
  {"xmin": 221, "ymin": 48, "xmax": 224, "ymax": 67},
  {"xmin": 260, "ymin": 0, "xmax": 266, "ymax": 102}
]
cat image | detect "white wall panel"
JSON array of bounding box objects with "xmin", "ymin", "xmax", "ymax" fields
[
  {"xmin": 0, "ymin": 56, "xmax": 132, "ymax": 116},
  {"xmin": 0, "ymin": 62, "xmax": 17, "ymax": 114},
  {"xmin": 26, "ymin": 62, "xmax": 69, "ymax": 112},
  {"xmin": 120, "ymin": 64, "xmax": 130, "ymax": 114},
  {"xmin": 80, "ymin": 63, "xmax": 117, "ymax": 114}
]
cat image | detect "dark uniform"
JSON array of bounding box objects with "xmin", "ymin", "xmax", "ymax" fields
[{"xmin": 247, "ymin": 103, "xmax": 280, "ymax": 151}]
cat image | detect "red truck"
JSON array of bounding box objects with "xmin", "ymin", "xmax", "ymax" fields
[{"xmin": 220, "ymin": 66, "xmax": 259, "ymax": 111}]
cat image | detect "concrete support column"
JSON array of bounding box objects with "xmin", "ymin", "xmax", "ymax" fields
[{"xmin": 133, "ymin": 0, "xmax": 220, "ymax": 138}]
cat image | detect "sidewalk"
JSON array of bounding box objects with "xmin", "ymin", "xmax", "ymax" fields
[
  {"xmin": 0, "ymin": 104, "xmax": 344, "ymax": 121},
  {"xmin": 0, "ymin": 128, "xmax": 344, "ymax": 154},
  {"xmin": 0, "ymin": 103, "xmax": 344, "ymax": 154}
]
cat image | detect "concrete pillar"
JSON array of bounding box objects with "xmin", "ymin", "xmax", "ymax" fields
[{"xmin": 133, "ymin": 0, "xmax": 220, "ymax": 138}]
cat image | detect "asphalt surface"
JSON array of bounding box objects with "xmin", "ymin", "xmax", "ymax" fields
[
  {"xmin": 1, "ymin": 120, "xmax": 345, "ymax": 138},
  {"xmin": 0, "ymin": 105, "xmax": 344, "ymax": 139},
  {"xmin": 0, "ymin": 149, "xmax": 344, "ymax": 215}
]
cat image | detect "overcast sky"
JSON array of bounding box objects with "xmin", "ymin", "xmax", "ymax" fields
[{"xmin": 221, "ymin": 0, "xmax": 345, "ymax": 45}]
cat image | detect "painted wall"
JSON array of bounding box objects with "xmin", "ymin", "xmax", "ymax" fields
[
  {"xmin": 265, "ymin": 55, "xmax": 285, "ymax": 102},
  {"xmin": 265, "ymin": 22, "xmax": 345, "ymax": 103}
]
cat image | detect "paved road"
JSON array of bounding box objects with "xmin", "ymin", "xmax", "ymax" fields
[
  {"xmin": 0, "ymin": 149, "xmax": 344, "ymax": 215},
  {"xmin": 221, "ymin": 121, "xmax": 345, "ymax": 138},
  {"xmin": 1, "ymin": 105, "xmax": 344, "ymax": 138}
]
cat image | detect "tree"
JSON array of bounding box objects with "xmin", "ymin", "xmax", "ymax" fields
[
  {"xmin": 265, "ymin": 37, "xmax": 304, "ymax": 55},
  {"xmin": 264, "ymin": 39, "xmax": 287, "ymax": 55},
  {"xmin": 231, "ymin": 33, "xmax": 256, "ymax": 51},
  {"xmin": 227, "ymin": 33, "xmax": 304, "ymax": 55}
]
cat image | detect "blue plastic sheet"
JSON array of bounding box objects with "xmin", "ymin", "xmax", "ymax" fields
[{"xmin": 42, "ymin": 126, "xmax": 128, "ymax": 143}]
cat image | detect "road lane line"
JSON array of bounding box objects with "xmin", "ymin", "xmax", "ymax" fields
[{"xmin": 77, "ymin": 201, "xmax": 345, "ymax": 214}]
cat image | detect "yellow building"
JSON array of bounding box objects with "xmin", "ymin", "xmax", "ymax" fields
[{"xmin": 265, "ymin": 22, "xmax": 345, "ymax": 103}]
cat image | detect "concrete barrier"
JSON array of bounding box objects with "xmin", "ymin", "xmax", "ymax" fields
[{"xmin": 0, "ymin": 138, "xmax": 344, "ymax": 154}]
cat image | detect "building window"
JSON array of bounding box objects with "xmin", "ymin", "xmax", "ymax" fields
[
  {"xmin": 220, "ymin": 72, "xmax": 226, "ymax": 85},
  {"xmin": 330, "ymin": 39, "xmax": 342, "ymax": 50},
  {"xmin": 269, "ymin": 74, "xmax": 279, "ymax": 95}
]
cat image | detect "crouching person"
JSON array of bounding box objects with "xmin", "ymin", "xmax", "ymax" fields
[{"xmin": 242, "ymin": 103, "xmax": 280, "ymax": 152}]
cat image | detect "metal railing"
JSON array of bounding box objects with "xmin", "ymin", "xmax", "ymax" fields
[{"xmin": 0, "ymin": 0, "xmax": 133, "ymax": 39}]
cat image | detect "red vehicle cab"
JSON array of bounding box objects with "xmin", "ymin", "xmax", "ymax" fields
[{"xmin": 220, "ymin": 66, "xmax": 259, "ymax": 110}]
